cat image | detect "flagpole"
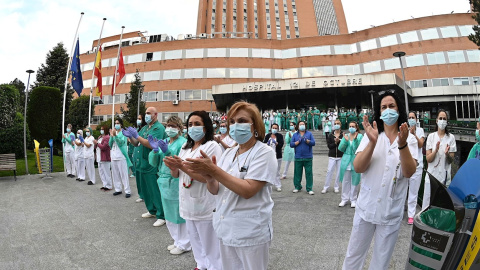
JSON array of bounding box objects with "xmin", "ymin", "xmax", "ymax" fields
[
  {"xmin": 112, "ymin": 26, "xmax": 125, "ymax": 129},
  {"xmin": 62, "ymin": 12, "xmax": 84, "ymax": 174},
  {"xmin": 88, "ymin": 18, "xmax": 107, "ymax": 127}
]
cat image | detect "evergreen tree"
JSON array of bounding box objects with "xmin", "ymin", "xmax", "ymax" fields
[
  {"xmin": 66, "ymin": 95, "xmax": 95, "ymax": 132},
  {"xmin": 9, "ymin": 78, "xmax": 25, "ymax": 112},
  {"xmin": 469, "ymin": 0, "xmax": 480, "ymax": 47},
  {"xmin": 121, "ymin": 70, "xmax": 146, "ymax": 124}
]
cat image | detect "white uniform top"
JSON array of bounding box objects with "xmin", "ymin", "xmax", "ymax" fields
[
  {"xmin": 414, "ymin": 127, "xmax": 425, "ymax": 168},
  {"xmin": 64, "ymin": 133, "xmax": 75, "ymax": 153},
  {"xmin": 83, "ymin": 136, "xmax": 95, "ymax": 159},
  {"xmin": 355, "ymin": 132, "xmax": 418, "ymax": 225},
  {"xmin": 213, "ymin": 141, "xmax": 277, "ymax": 247},
  {"xmin": 425, "ymin": 132, "xmax": 457, "ymax": 185},
  {"xmin": 217, "ymin": 135, "xmax": 236, "ymax": 153},
  {"xmin": 110, "ymin": 135, "xmax": 125, "ymax": 161},
  {"xmin": 95, "ymin": 137, "xmax": 102, "ymax": 162},
  {"xmin": 74, "ymin": 139, "xmax": 84, "ymax": 159},
  {"xmin": 178, "ymin": 140, "xmax": 222, "ymax": 221}
]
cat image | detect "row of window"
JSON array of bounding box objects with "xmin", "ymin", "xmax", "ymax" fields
[
  {"xmin": 92, "ymin": 89, "xmax": 213, "ymax": 105},
  {"xmin": 81, "ymin": 49, "xmax": 480, "ymax": 87},
  {"xmin": 409, "ymin": 77, "xmax": 480, "ymax": 88},
  {"xmin": 81, "ymin": 24, "xmax": 475, "ymax": 72},
  {"xmin": 92, "ymin": 112, "xmax": 194, "ymax": 125}
]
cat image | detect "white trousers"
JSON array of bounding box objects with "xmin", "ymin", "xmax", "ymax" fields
[
  {"xmin": 98, "ymin": 161, "xmax": 113, "ymax": 189},
  {"xmin": 341, "ymin": 170, "xmax": 360, "ymax": 202},
  {"xmin": 166, "ymin": 221, "xmax": 191, "ymax": 251},
  {"xmin": 76, "ymin": 157, "xmax": 85, "ymax": 180},
  {"xmin": 276, "ymin": 159, "xmax": 282, "ymax": 188},
  {"xmin": 422, "ymin": 174, "xmax": 431, "ymax": 211},
  {"xmin": 282, "ymin": 161, "xmax": 292, "ymax": 178},
  {"xmin": 343, "ymin": 212, "xmax": 401, "ymax": 270},
  {"xmin": 324, "ymin": 157, "xmax": 341, "ymax": 190},
  {"xmin": 84, "ymin": 157, "xmax": 96, "ymax": 184},
  {"xmin": 186, "ymin": 219, "xmax": 222, "ymax": 270},
  {"xmin": 65, "ymin": 151, "xmax": 76, "ymax": 175},
  {"xmin": 408, "ymin": 166, "xmax": 423, "ymax": 218},
  {"xmin": 220, "ymin": 241, "xmax": 270, "ymax": 270},
  {"xmin": 112, "ymin": 159, "xmax": 130, "ymax": 194}
]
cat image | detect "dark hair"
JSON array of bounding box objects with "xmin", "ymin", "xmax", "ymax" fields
[
  {"xmin": 271, "ymin": 123, "xmax": 279, "ymax": 129},
  {"xmin": 297, "ymin": 120, "xmax": 306, "ymax": 131},
  {"xmin": 184, "ymin": 111, "xmax": 214, "ymax": 149},
  {"xmin": 408, "ymin": 111, "xmax": 417, "ymax": 119},
  {"xmin": 101, "ymin": 125, "xmax": 109, "ymax": 135},
  {"xmin": 138, "ymin": 113, "xmax": 147, "ymax": 128},
  {"xmin": 115, "ymin": 118, "xmax": 124, "ymax": 128},
  {"xmin": 373, "ymin": 90, "xmax": 408, "ymax": 133},
  {"xmin": 348, "ymin": 121, "xmax": 360, "ymax": 132},
  {"xmin": 434, "ymin": 109, "xmax": 450, "ymax": 135}
]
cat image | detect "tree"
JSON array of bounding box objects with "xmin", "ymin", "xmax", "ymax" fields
[
  {"xmin": 9, "ymin": 78, "xmax": 25, "ymax": 112},
  {"xmin": 469, "ymin": 0, "xmax": 480, "ymax": 47},
  {"xmin": 27, "ymin": 86, "xmax": 61, "ymax": 147},
  {"xmin": 66, "ymin": 95, "xmax": 95, "ymax": 132},
  {"xmin": 0, "ymin": 84, "xmax": 20, "ymax": 129},
  {"xmin": 121, "ymin": 70, "xmax": 146, "ymax": 124},
  {"xmin": 0, "ymin": 113, "xmax": 31, "ymax": 158}
]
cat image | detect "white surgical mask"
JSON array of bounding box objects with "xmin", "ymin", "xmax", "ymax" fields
[
  {"xmin": 438, "ymin": 119, "xmax": 447, "ymax": 130},
  {"xmin": 188, "ymin": 126, "xmax": 205, "ymax": 142},
  {"xmin": 100, "ymin": 130, "xmax": 104, "ymax": 135}
]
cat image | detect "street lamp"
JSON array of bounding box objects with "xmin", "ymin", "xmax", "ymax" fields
[
  {"xmin": 474, "ymin": 80, "xmax": 479, "ymax": 119},
  {"xmin": 393, "ymin": 51, "xmax": 409, "ymax": 113},
  {"xmin": 368, "ymin": 90, "xmax": 375, "ymax": 110},
  {"xmin": 24, "ymin": 69, "xmax": 35, "ymax": 175}
]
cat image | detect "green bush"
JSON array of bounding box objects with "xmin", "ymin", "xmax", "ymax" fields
[
  {"xmin": 0, "ymin": 113, "xmax": 32, "ymax": 158},
  {"xmin": 66, "ymin": 95, "xmax": 95, "ymax": 132},
  {"xmin": 27, "ymin": 86, "xmax": 61, "ymax": 147},
  {"xmin": 0, "ymin": 84, "xmax": 20, "ymax": 129}
]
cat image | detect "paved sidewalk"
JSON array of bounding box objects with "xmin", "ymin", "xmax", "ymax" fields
[{"xmin": 0, "ymin": 155, "xmax": 413, "ymax": 269}]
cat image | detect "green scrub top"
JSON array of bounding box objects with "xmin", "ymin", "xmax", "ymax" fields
[
  {"xmin": 338, "ymin": 133, "xmax": 363, "ymax": 185},
  {"xmin": 136, "ymin": 121, "xmax": 166, "ymax": 174},
  {"xmin": 468, "ymin": 143, "xmax": 480, "ymax": 160}
]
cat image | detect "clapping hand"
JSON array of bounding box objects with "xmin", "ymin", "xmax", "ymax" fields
[
  {"xmin": 164, "ymin": 156, "xmax": 184, "ymax": 171},
  {"xmin": 398, "ymin": 122, "xmax": 409, "ymax": 146},
  {"xmin": 409, "ymin": 125, "xmax": 416, "ymax": 135},
  {"xmin": 147, "ymin": 135, "xmax": 160, "ymax": 152},
  {"xmin": 445, "ymin": 144, "xmax": 450, "ymax": 154},
  {"xmin": 78, "ymin": 135, "xmax": 84, "ymax": 143},
  {"xmin": 183, "ymin": 150, "xmax": 218, "ymax": 183},
  {"xmin": 435, "ymin": 141, "xmax": 441, "ymax": 153},
  {"xmin": 70, "ymin": 134, "xmax": 75, "ymax": 141},
  {"xmin": 122, "ymin": 128, "xmax": 131, "ymax": 138},
  {"xmin": 363, "ymin": 114, "xmax": 378, "ymax": 144},
  {"xmin": 127, "ymin": 127, "xmax": 139, "ymax": 139}
]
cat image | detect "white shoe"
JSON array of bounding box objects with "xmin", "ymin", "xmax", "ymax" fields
[
  {"xmin": 135, "ymin": 198, "xmax": 144, "ymax": 203},
  {"xmin": 153, "ymin": 219, "xmax": 166, "ymax": 227},
  {"xmin": 334, "ymin": 188, "xmax": 340, "ymax": 193},
  {"xmin": 351, "ymin": 201, "xmax": 356, "ymax": 208},
  {"xmin": 170, "ymin": 247, "xmax": 187, "ymax": 255},
  {"xmin": 308, "ymin": 191, "xmax": 315, "ymax": 195},
  {"xmin": 292, "ymin": 189, "xmax": 299, "ymax": 193},
  {"xmin": 129, "ymin": 174, "xmax": 134, "ymax": 178},
  {"xmin": 339, "ymin": 200, "xmax": 347, "ymax": 207},
  {"xmin": 321, "ymin": 188, "xmax": 327, "ymax": 194},
  {"xmin": 141, "ymin": 212, "xmax": 155, "ymax": 218},
  {"xmin": 167, "ymin": 244, "xmax": 176, "ymax": 251},
  {"xmin": 276, "ymin": 187, "xmax": 282, "ymax": 192}
]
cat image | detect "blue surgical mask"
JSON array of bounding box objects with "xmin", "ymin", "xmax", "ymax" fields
[
  {"xmin": 349, "ymin": 127, "xmax": 356, "ymax": 134},
  {"xmin": 165, "ymin": 127, "xmax": 179, "ymax": 138},
  {"xmin": 299, "ymin": 125, "xmax": 306, "ymax": 131},
  {"xmin": 272, "ymin": 129, "xmax": 278, "ymax": 134},
  {"xmin": 290, "ymin": 126, "xmax": 295, "ymax": 131},
  {"xmin": 380, "ymin": 109, "xmax": 399, "ymax": 126},
  {"xmin": 137, "ymin": 120, "xmax": 142, "ymax": 126},
  {"xmin": 229, "ymin": 123, "xmax": 253, "ymax": 144},
  {"xmin": 145, "ymin": 114, "xmax": 152, "ymax": 124},
  {"xmin": 66, "ymin": 128, "xmax": 71, "ymax": 133},
  {"xmin": 86, "ymin": 132, "xmax": 90, "ymax": 137},
  {"xmin": 188, "ymin": 126, "xmax": 205, "ymax": 142},
  {"xmin": 408, "ymin": 119, "xmax": 417, "ymax": 127},
  {"xmin": 219, "ymin": 127, "xmax": 227, "ymax": 134},
  {"xmin": 115, "ymin": 124, "xmax": 121, "ymax": 130},
  {"xmin": 100, "ymin": 130, "xmax": 104, "ymax": 135},
  {"xmin": 183, "ymin": 128, "xmax": 187, "ymax": 134},
  {"xmin": 213, "ymin": 124, "xmax": 217, "ymax": 128},
  {"xmin": 476, "ymin": 130, "xmax": 480, "ymax": 142},
  {"xmin": 333, "ymin": 124, "xmax": 340, "ymax": 130}
]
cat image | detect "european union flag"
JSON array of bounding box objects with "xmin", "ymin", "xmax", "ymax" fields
[{"xmin": 71, "ymin": 39, "xmax": 83, "ymax": 96}]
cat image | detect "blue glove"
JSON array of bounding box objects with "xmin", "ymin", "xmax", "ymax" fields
[
  {"xmin": 70, "ymin": 134, "xmax": 75, "ymax": 141},
  {"xmin": 127, "ymin": 127, "xmax": 139, "ymax": 139},
  {"xmin": 122, "ymin": 128, "xmax": 132, "ymax": 138},
  {"xmin": 147, "ymin": 135, "xmax": 159, "ymax": 152},
  {"xmin": 158, "ymin": 139, "xmax": 168, "ymax": 153},
  {"xmin": 79, "ymin": 135, "xmax": 84, "ymax": 143}
]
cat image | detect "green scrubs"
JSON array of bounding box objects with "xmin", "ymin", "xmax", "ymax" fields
[
  {"xmin": 358, "ymin": 112, "xmax": 365, "ymax": 130},
  {"xmin": 467, "ymin": 142, "xmax": 480, "ymax": 160},
  {"xmin": 294, "ymin": 159, "xmax": 313, "ymax": 192},
  {"xmin": 307, "ymin": 110, "xmax": 314, "ymax": 130},
  {"xmin": 340, "ymin": 112, "xmax": 347, "ymax": 129},
  {"xmin": 338, "ymin": 134, "xmax": 363, "ymax": 185},
  {"xmin": 300, "ymin": 111, "xmax": 307, "ymax": 122},
  {"xmin": 148, "ymin": 136, "xmax": 187, "ymax": 224},
  {"xmin": 313, "ymin": 109, "xmax": 320, "ymax": 130},
  {"xmin": 136, "ymin": 121, "xmax": 166, "ymax": 220}
]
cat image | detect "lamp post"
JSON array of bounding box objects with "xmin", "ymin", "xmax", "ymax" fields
[
  {"xmin": 474, "ymin": 80, "xmax": 479, "ymax": 119},
  {"xmin": 24, "ymin": 70, "xmax": 35, "ymax": 175},
  {"xmin": 368, "ymin": 90, "xmax": 375, "ymax": 110},
  {"xmin": 393, "ymin": 51, "xmax": 409, "ymax": 113}
]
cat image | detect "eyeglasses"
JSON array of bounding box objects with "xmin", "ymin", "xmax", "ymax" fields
[{"xmin": 377, "ymin": 89, "xmax": 396, "ymax": 96}]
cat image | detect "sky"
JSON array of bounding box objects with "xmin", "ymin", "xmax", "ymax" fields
[{"xmin": 0, "ymin": 0, "xmax": 472, "ymax": 85}]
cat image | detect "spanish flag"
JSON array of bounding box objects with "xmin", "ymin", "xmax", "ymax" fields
[{"xmin": 94, "ymin": 46, "xmax": 102, "ymax": 98}]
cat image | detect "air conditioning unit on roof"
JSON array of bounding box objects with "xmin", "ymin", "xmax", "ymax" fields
[
  {"xmin": 185, "ymin": 34, "xmax": 193, "ymax": 39},
  {"xmin": 172, "ymin": 100, "xmax": 179, "ymax": 105}
]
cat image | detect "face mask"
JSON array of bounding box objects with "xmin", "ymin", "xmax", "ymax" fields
[
  {"xmin": 229, "ymin": 123, "xmax": 253, "ymax": 145},
  {"xmin": 290, "ymin": 126, "xmax": 295, "ymax": 131},
  {"xmin": 408, "ymin": 119, "xmax": 417, "ymax": 127},
  {"xmin": 333, "ymin": 124, "xmax": 340, "ymax": 130},
  {"xmin": 293, "ymin": 110, "xmax": 295, "ymax": 112},
  {"xmin": 349, "ymin": 127, "xmax": 356, "ymax": 134},
  {"xmin": 66, "ymin": 128, "xmax": 71, "ymax": 133},
  {"xmin": 183, "ymin": 128, "xmax": 187, "ymax": 133},
  {"xmin": 137, "ymin": 119, "xmax": 142, "ymax": 126},
  {"xmin": 188, "ymin": 126, "xmax": 205, "ymax": 142},
  {"xmin": 437, "ymin": 119, "xmax": 447, "ymax": 130},
  {"xmin": 115, "ymin": 124, "xmax": 121, "ymax": 130},
  {"xmin": 219, "ymin": 127, "xmax": 227, "ymax": 134},
  {"xmin": 476, "ymin": 130, "xmax": 480, "ymax": 142},
  {"xmin": 165, "ymin": 127, "xmax": 179, "ymax": 138},
  {"xmin": 272, "ymin": 129, "xmax": 278, "ymax": 134},
  {"xmin": 213, "ymin": 124, "xmax": 217, "ymax": 128},
  {"xmin": 86, "ymin": 132, "xmax": 90, "ymax": 137},
  {"xmin": 77, "ymin": 133, "xmax": 81, "ymax": 138},
  {"xmin": 145, "ymin": 114, "xmax": 152, "ymax": 124},
  {"xmin": 380, "ymin": 109, "xmax": 399, "ymax": 126},
  {"xmin": 299, "ymin": 125, "xmax": 306, "ymax": 131},
  {"xmin": 100, "ymin": 130, "xmax": 104, "ymax": 135}
]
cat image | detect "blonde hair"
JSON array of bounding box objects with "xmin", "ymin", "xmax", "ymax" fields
[
  {"xmin": 227, "ymin": 101, "xmax": 265, "ymax": 141},
  {"xmin": 166, "ymin": 116, "xmax": 183, "ymax": 129}
]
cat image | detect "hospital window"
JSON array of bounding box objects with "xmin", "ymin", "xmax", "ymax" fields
[
  {"xmin": 453, "ymin": 77, "xmax": 469, "ymax": 86},
  {"xmin": 409, "ymin": 80, "xmax": 427, "ymax": 88},
  {"xmin": 426, "ymin": 52, "xmax": 446, "ymax": 65},
  {"xmin": 164, "ymin": 50, "xmax": 182, "ymax": 60},
  {"xmin": 405, "ymin": 54, "xmax": 425, "ymax": 67},
  {"xmin": 379, "ymin": 34, "xmax": 398, "ymax": 47},
  {"xmin": 383, "ymin": 58, "xmax": 401, "ymax": 70},
  {"xmin": 432, "ymin": 78, "xmax": 449, "ymax": 87},
  {"xmin": 185, "ymin": 49, "xmax": 204, "ymax": 59},
  {"xmin": 420, "ymin": 28, "xmax": 439, "ymax": 41},
  {"xmin": 467, "ymin": 50, "xmax": 480, "ymax": 62},
  {"xmin": 184, "ymin": 90, "xmax": 202, "ymax": 100},
  {"xmin": 400, "ymin": 31, "xmax": 419, "ymax": 44},
  {"xmin": 440, "ymin": 26, "xmax": 458, "ymax": 38},
  {"xmin": 448, "ymin": 51, "xmax": 465, "ymax": 63}
]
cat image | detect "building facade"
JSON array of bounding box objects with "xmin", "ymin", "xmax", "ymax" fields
[
  {"xmin": 196, "ymin": 0, "xmax": 348, "ymax": 39},
  {"xmin": 78, "ymin": 13, "xmax": 480, "ymax": 127}
]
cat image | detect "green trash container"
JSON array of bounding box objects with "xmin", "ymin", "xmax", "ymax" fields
[{"xmin": 406, "ymin": 207, "xmax": 456, "ymax": 270}]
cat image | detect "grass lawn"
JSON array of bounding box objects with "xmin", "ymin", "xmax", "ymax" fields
[{"xmin": 0, "ymin": 150, "xmax": 64, "ymax": 177}]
